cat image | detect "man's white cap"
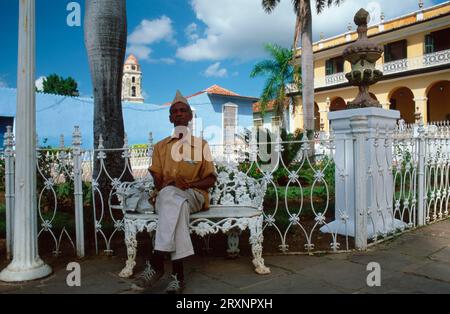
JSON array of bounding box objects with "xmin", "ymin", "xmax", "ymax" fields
[{"xmin": 171, "ymin": 90, "xmax": 189, "ymax": 106}]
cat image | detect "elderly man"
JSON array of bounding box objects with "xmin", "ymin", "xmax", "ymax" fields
[{"xmin": 133, "ymin": 91, "xmax": 217, "ymax": 294}]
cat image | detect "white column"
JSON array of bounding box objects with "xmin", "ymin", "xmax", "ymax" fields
[
  {"xmin": 319, "ymin": 98, "xmax": 331, "ymax": 132},
  {"xmin": 3, "ymin": 126, "xmax": 15, "ymax": 260},
  {"xmin": 0, "ymin": 0, "xmax": 52, "ymax": 282},
  {"xmin": 72, "ymin": 126, "xmax": 85, "ymax": 258}
]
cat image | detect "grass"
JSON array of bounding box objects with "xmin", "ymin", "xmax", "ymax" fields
[{"xmin": 264, "ymin": 186, "xmax": 335, "ymax": 230}]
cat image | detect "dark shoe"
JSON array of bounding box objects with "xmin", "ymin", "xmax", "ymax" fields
[
  {"xmin": 131, "ymin": 261, "xmax": 164, "ymax": 291},
  {"xmin": 165, "ymin": 274, "xmax": 185, "ymax": 294}
]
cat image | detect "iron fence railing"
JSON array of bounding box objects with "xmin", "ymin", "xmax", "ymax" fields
[{"xmin": 1, "ymin": 122, "xmax": 449, "ymax": 259}]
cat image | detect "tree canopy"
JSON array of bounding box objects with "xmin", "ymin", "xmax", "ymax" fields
[{"xmin": 40, "ymin": 74, "xmax": 79, "ymax": 96}]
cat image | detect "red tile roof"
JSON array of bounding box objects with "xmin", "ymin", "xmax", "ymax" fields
[
  {"xmin": 253, "ymin": 98, "xmax": 290, "ymax": 113},
  {"xmin": 163, "ymin": 85, "xmax": 252, "ymax": 106},
  {"xmin": 125, "ymin": 54, "xmax": 139, "ymax": 65},
  {"xmin": 204, "ymin": 85, "xmax": 240, "ymax": 96}
]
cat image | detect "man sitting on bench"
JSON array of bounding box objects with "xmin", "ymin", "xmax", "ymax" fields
[{"xmin": 132, "ymin": 90, "xmax": 217, "ymax": 294}]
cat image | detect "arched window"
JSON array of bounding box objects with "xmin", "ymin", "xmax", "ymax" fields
[
  {"xmin": 131, "ymin": 86, "xmax": 136, "ymax": 97},
  {"xmin": 132, "ymin": 77, "xmax": 135, "ymax": 83}
]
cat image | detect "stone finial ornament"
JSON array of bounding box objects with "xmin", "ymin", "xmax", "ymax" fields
[{"xmin": 343, "ymin": 8, "xmax": 384, "ymax": 108}]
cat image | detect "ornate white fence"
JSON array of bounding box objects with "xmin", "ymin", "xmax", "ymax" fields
[{"xmin": 1, "ymin": 122, "xmax": 449, "ymax": 259}]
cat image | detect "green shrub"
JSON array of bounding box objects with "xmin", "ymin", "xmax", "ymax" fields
[{"xmin": 130, "ymin": 144, "xmax": 150, "ymax": 149}]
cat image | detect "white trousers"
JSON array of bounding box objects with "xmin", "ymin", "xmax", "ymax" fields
[{"xmin": 154, "ymin": 186, "xmax": 204, "ymax": 260}]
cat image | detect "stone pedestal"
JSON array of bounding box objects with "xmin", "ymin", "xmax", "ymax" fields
[{"xmin": 320, "ymin": 108, "xmax": 406, "ymax": 247}]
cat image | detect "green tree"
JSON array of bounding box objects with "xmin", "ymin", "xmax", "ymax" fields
[
  {"xmin": 250, "ymin": 43, "xmax": 301, "ymax": 130},
  {"xmin": 262, "ymin": 0, "xmax": 344, "ymax": 133},
  {"xmin": 41, "ymin": 74, "xmax": 79, "ymax": 96}
]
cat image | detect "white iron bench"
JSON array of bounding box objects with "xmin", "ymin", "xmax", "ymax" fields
[{"xmin": 115, "ymin": 164, "xmax": 271, "ymax": 278}]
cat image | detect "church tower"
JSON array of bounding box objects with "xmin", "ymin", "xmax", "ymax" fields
[{"xmin": 122, "ymin": 54, "xmax": 144, "ymax": 103}]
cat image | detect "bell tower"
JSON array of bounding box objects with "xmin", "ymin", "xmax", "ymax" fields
[{"xmin": 122, "ymin": 54, "xmax": 144, "ymax": 103}]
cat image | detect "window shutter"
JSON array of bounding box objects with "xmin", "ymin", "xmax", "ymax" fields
[
  {"xmin": 425, "ymin": 34, "xmax": 435, "ymax": 54},
  {"xmin": 401, "ymin": 40, "xmax": 407, "ymax": 59},
  {"xmin": 325, "ymin": 59, "xmax": 333, "ymax": 75},
  {"xmin": 384, "ymin": 44, "xmax": 391, "ymax": 62}
]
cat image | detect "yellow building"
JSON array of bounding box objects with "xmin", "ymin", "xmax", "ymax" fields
[{"xmin": 290, "ymin": 1, "xmax": 450, "ymax": 132}]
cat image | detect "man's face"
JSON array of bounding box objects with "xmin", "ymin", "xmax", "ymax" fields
[{"xmin": 169, "ymin": 102, "xmax": 193, "ymax": 127}]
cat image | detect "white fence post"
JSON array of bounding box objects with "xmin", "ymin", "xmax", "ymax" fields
[
  {"xmin": 3, "ymin": 126, "xmax": 15, "ymax": 260},
  {"xmin": 351, "ymin": 116, "xmax": 368, "ymax": 250},
  {"xmin": 417, "ymin": 123, "xmax": 426, "ymax": 226},
  {"xmin": 325, "ymin": 109, "xmax": 400, "ymax": 248},
  {"xmin": 72, "ymin": 126, "xmax": 85, "ymax": 257}
]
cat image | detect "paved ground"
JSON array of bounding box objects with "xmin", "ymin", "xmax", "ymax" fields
[{"xmin": 0, "ymin": 219, "xmax": 449, "ymax": 294}]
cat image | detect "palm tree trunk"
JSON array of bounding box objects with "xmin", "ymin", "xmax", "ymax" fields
[
  {"xmin": 84, "ymin": 0, "xmax": 132, "ymax": 183},
  {"xmin": 300, "ymin": 0, "xmax": 314, "ymax": 133}
]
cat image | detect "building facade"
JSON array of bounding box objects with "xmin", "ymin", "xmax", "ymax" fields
[
  {"xmin": 122, "ymin": 54, "xmax": 144, "ymax": 103},
  {"xmin": 288, "ymin": 1, "xmax": 450, "ymax": 132},
  {"xmin": 0, "ymin": 85, "xmax": 257, "ymax": 150}
]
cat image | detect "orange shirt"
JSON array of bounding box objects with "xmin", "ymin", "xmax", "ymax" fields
[{"xmin": 149, "ymin": 135, "xmax": 217, "ymax": 210}]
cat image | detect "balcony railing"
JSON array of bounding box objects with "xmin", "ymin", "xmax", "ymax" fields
[
  {"xmin": 311, "ymin": 48, "xmax": 450, "ymax": 90},
  {"xmin": 380, "ymin": 49, "xmax": 450, "ymax": 75}
]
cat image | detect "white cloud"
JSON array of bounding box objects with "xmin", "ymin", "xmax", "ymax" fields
[
  {"xmin": 142, "ymin": 89, "xmax": 149, "ymax": 100},
  {"xmin": 204, "ymin": 62, "xmax": 228, "ymax": 78},
  {"xmin": 185, "ymin": 23, "xmax": 199, "ymax": 41},
  {"xmin": 177, "ymin": 0, "xmax": 434, "ymax": 62},
  {"xmin": 35, "ymin": 76, "xmax": 46, "ymax": 91},
  {"xmin": 159, "ymin": 58, "xmax": 176, "ymax": 65},
  {"xmin": 127, "ymin": 16, "xmax": 175, "ymax": 62},
  {"xmin": 127, "ymin": 45, "xmax": 153, "ymax": 60},
  {"xmin": 311, "ymin": 0, "xmax": 434, "ymax": 39},
  {"xmin": 128, "ymin": 16, "xmax": 175, "ymax": 46}
]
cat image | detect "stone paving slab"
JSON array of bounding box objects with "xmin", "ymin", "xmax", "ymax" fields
[
  {"xmin": 405, "ymin": 261, "xmax": 450, "ymax": 283},
  {"xmin": 349, "ymin": 251, "xmax": 428, "ymax": 273},
  {"xmin": 429, "ymin": 246, "xmax": 450, "ymax": 263},
  {"xmin": 357, "ymin": 273, "xmax": 450, "ymax": 294},
  {"xmin": 295, "ymin": 259, "xmax": 397, "ymax": 292},
  {"xmin": 238, "ymin": 273, "xmax": 345, "ymax": 294},
  {"xmin": 386, "ymin": 234, "xmax": 449, "ymax": 258}
]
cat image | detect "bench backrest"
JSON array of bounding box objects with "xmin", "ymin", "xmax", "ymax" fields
[
  {"xmin": 211, "ymin": 164, "xmax": 266, "ymax": 210},
  {"xmin": 116, "ymin": 163, "xmax": 266, "ymax": 213}
]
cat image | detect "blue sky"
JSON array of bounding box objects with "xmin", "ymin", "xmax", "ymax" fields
[{"xmin": 0, "ymin": 0, "xmax": 446, "ymax": 105}]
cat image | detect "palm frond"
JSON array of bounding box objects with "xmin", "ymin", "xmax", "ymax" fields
[
  {"xmin": 262, "ymin": 0, "xmax": 281, "ymax": 13},
  {"xmin": 316, "ymin": 0, "xmax": 344, "ymax": 14},
  {"xmin": 250, "ymin": 60, "xmax": 278, "ymax": 78}
]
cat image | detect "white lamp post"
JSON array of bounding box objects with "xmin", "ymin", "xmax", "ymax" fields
[{"xmin": 0, "ymin": 0, "xmax": 52, "ymax": 282}]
